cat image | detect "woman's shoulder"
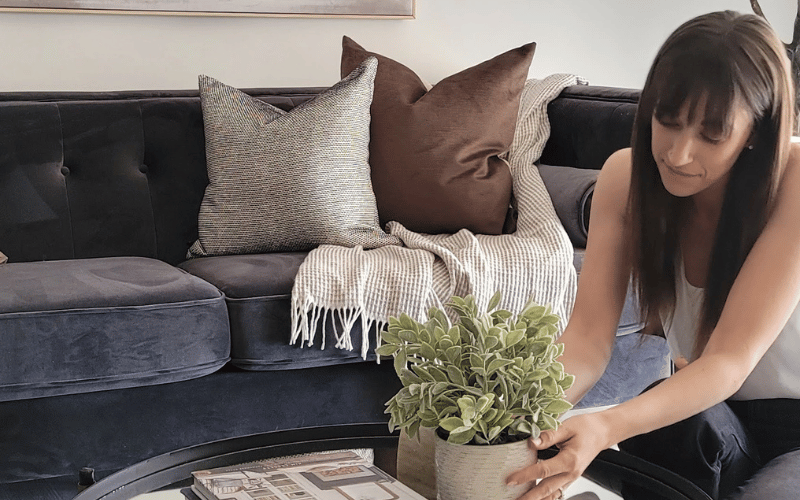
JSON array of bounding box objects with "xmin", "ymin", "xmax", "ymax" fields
[
  {"xmin": 592, "ymin": 148, "xmax": 633, "ymax": 218},
  {"xmin": 779, "ymin": 141, "xmax": 800, "ymax": 194},
  {"xmin": 772, "ymin": 141, "xmax": 800, "ymax": 222},
  {"xmin": 595, "ymin": 148, "xmax": 633, "ymax": 196}
]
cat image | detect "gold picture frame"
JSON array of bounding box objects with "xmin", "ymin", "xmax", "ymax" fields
[{"xmin": 0, "ymin": 0, "xmax": 416, "ymax": 19}]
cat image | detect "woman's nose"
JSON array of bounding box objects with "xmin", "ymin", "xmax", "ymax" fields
[{"xmin": 666, "ymin": 133, "xmax": 694, "ymax": 166}]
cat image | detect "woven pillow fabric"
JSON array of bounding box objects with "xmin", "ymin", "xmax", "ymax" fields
[
  {"xmin": 341, "ymin": 37, "xmax": 536, "ymax": 235},
  {"xmin": 189, "ymin": 57, "xmax": 400, "ymax": 257}
]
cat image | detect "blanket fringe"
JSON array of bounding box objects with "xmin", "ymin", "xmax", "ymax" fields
[{"xmin": 290, "ymin": 296, "xmax": 387, "ymax": 361}]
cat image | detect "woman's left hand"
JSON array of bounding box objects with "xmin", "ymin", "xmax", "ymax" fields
[{"xmin": 506, "ymin": 412, "xmax": 614, "ymax": 500}]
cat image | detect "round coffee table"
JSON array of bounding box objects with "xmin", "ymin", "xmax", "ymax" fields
[{"xmin": 73, "ymin": 422, "xmax": 710, "ymax": 500}]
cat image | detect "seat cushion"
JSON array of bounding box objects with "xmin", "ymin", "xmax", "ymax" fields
[
  {"xmin": 179, "ymin": 253, "xmax": 374, "ymax": 370},
  {"xmin": 0, "ymin": 257, "xmax": 230, "ymax": 401}
]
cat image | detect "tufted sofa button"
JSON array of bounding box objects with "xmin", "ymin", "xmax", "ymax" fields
[
  {"xmin": 139, "ymin": 164, "xmax": 148, "ymax": 174},
  {"xmin": 60, "ymin": 166, "xmax": 70, "ymax": 176}
]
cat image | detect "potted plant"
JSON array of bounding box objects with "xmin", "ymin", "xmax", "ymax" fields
[{"xmin": 376, "ymin": 291, "xmax": 574, "ymax": 500}]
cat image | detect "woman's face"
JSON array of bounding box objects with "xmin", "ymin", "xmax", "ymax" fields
[{"xmin": 651, "ymin": 96, "xmax": 754, "ymax": 200}]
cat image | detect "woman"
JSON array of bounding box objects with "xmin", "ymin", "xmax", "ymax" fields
[{"xmin": 506, "ymin": 10, "xmax": 799, "ymax": 500}]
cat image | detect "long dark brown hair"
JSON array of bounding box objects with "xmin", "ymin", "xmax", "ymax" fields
[{"xmin": 628, "ymin": 11, "xmax": 795, "ymax": 357}]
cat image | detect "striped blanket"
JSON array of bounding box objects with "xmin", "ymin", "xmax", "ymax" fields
[{"xmin": 290, "ymin": 74, "xmax": 586, "ymax": 358}]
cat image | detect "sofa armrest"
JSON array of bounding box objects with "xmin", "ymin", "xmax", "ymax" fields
[{"xmin": 538, "ymin": 164, "xmax": 599, "ymax": 248}]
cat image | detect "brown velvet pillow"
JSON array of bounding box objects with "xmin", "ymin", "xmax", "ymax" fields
[{"xmin": 341, "ymin": 36, "xmax": 535, "ymax": 235}]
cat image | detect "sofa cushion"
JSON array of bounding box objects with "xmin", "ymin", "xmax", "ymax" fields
[
  {"xmin": 0, "ymin": 257, "xmax": 230, "ymax": 401},
  {"xmin": 189, "ymin": 58, "xmax": 399, "ymax": 258},
  {"xmin": 340, "ymin": 36, "xmax": 534, "ymax": 235},
  {"xmin": 179, "ymin": 254, "xmax": 375, "ymax": 370}
]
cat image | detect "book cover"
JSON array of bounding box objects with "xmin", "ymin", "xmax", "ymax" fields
[{"xmin": 191, "ymin": 450, "xmax": 426, "ymax": 500}]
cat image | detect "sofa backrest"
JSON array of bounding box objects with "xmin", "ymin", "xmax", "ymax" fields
[
  {"xmin": 0, "ymin": 84, "xmax": 640, "ymax": 265},
  {"xmin": 0, "ymin": 88, "xmax": 324, "ymax": 265},
  {"xmin": 540, "ymin": 85, "xmax": 640, "ymax": 171}
]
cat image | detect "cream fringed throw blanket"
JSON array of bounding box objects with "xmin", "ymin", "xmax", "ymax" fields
[{"xmin": 291, "ymin": 74, "xmax": 587, "ymax": 358}]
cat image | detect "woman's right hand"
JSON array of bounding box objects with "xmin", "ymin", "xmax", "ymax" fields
[{"xmin": 506, "ymin": 412, "xmax": 614, "ymax": 500}]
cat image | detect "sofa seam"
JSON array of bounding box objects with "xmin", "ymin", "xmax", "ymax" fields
[
  {"xmin": 55, "ymin": 103, "xmax": 76, "ymax": 260},
  {"xmin": 0, "ymin": 295, "xmax": 227, "ymax": 319},
  {"xmin": 224, "ymin": 293, "xmax": 292, "ymax": 302},
  {"xmin": 137, "ymin": 100, "xmax": 161, "ymax": 260},
  {"xmin": 0, "ymin": 358, "xmax": 231, "ymax": 399}
]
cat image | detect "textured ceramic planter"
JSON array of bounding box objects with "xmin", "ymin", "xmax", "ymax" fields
[{"xmin": 434, "ymin": 432, "xmax": 537, "ymax": 500}]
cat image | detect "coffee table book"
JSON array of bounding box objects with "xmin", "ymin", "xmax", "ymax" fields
[{"xmin": 191, "ymin": 450, "xmax": 426, "ymax": 500}]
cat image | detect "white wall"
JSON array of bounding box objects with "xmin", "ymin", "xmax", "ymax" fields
[{"xmin": 0, "ymin": 0, "xmax": 794, "ymax": 92}]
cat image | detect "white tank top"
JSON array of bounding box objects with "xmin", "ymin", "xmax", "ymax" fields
[{"xmin": 661, "ymin": 259, "xmax": 800, "ymax": 400}]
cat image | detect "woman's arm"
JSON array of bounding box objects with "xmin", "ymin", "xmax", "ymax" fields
[{"xmin": 559, "ymin": 148, "xmax": 635, "ymax": 403}]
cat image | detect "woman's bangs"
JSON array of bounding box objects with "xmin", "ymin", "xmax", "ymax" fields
[{"xmin": 652, "ymin": 55, "xmax": 738, "ymax": 138}]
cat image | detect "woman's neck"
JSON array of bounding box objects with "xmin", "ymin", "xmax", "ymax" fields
[{"xmin": 690, "ymin": 171, "xmax": 729, "ymax": 227}]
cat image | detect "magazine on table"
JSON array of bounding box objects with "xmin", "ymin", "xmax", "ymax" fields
[{"xmin": 191, "ymin": 450, "xmax": 426, "ymax": 500}]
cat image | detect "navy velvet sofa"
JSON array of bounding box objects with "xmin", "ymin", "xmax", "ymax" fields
[{"xmin": 0, "ymin": 84, "xmax": 667, "ymax": 500}]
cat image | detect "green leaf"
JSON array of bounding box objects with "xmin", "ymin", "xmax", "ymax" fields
[
  {"xmin": 461, "ymin": 317, "xmax": 480, "ymax": 335},
  {"xmin": 432, "ymin": 326, "xmax": 446, "ymax": 343},
  {"xmin": 399, "ymin": 368, "xmax": 421, "ymax": 386},
  {"xmin": 398, "ymin": 329, "xmax": 418, "ymax": 342},
  {"xmin": 477, "ymin": 394, "xmax": 495, "ymax": 412},
  {"xmin": 393, "ymin": 349, "xmax": 407, "ymax": 376},
  {"xmin": 406, "ymin": 420, "xmax": 421, "ymax": 439},
  {"xmin": 427, "ymin": 366, "xmax": 449, "ymax": 383},
  {"xmin": 412, "ymin": 365, "xmax": 435, "ymax": 382},
  {"xmin": 446, "ymin": 346, "xmax": 462, "ymax": 365},
  {"xmin": 545, "ymin": 399, "xmax": 573, "ymax": 414},
  {"xmin": 381, "ymin": 330, "xmax": 402, "ymax": 345},
  {"xmin": 542, "ymin": 376, "xmax": 559, "ymax": 395},
  {"xmin": 540, "ymin": 413, "xmax": 558, "ymax": 430},
  {"xmin": 487, "ymin": 291, "xmax": 502, "ymax": 313},
  {"xmin": 432, "ymin": 308, "xmax": 451, "ymax": 330},
  {"xmin": 420, "ymin": 342, "xmax": 437, "ymax": 360},
  {"xmin": 505, "ymin": 329, "xmax": 525, "ymax": 348},
  {"xmin": 446, "ymin": 365, "xmax": 466, "ymax": 386},
  {"xmin": 439, "ymin": 416, "xmax": 465, "ymax": 432},
  {"xmin": 528, "ymin": 369, "xmax": 550, "ymax": 381},
  {"xmin": 447, "ymin": 428, "xmax": 476, "ymax": 445},
  {"xmin": 543, "ymin": 314, "xmax": 561, "ymax": 325},
  {"xmin": 447, "ymin": 326, "xmax": 461, "ymax": 342},
  {"xmin": 559, "ymin": 374, "xmax": 576, "ymax": 390},
  {"xmin": 487, "ymin": 358, "xmax": 513, "ymax": 375},
  {"xmin": 469, "ymin": 353, "xmax": 484, "ymax": 370},
  {"xmin": 399, "ymin": 313, "xmax": 417, "ymax": 331},
  {"xmin": 512, "ymin": 419, "xmax": 533, "ymax": 436},
  {"xmin": 375, "ymin": 344, "xmax": 399, "ymax": 357}
]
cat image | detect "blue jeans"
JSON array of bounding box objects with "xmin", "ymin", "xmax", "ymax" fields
[{"xmin": 618, "ymin": 397, "xmax": 800, "ymax": 500}]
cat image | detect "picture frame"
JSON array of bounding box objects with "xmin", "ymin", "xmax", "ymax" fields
[{"xmin": 0, "ymin": 0, "xmax": 416, "ymax": 19}]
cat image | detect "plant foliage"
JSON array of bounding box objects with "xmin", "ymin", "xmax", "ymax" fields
[{"xmin": 378, "ymin": 292, "xmax": 574, "ymax": 445}]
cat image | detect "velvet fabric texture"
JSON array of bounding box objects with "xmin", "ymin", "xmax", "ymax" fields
[
  {"xmin": 0, "ymin": 89, "xmax": 321, "ymax": 266},
  {"xmin": 179, "ymin": 253, "xmax": 376, "ymax": 369},
  {"xmin": 539, "ymin": 85, "xmax": 639, "ymax": 171},
  {"xmin": 0, "ymin": 363, "xmax": 402, "ymax": 486},
  {"xmin": 340, "ymin": 37, "xmax": 535, "ymax": 235},
  {"xmin": 0, "ymin": 257, "xmax": 230, "ymax": 401},
  {"xmin": 538, "ymin": 164, "xmax": 599, "ymax": 248}
]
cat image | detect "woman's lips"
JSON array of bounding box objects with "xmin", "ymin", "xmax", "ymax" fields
[{"xmin": 662, "ymin": 161, "xmax": 698, "ymax": 177}]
